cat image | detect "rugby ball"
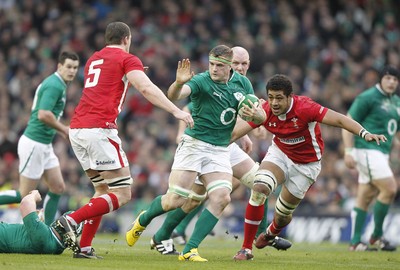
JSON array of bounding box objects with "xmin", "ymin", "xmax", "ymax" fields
[{"xmin": 237, "ymin": 94, "xmax": 260, "ymax": 121}]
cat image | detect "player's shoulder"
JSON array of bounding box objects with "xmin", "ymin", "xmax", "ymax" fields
[
  {"xmin": 358, "ymin": 85, "xmax": 379, "ymax": 98},
  {"xmin": 41, "ymin": 73, "xmax": 65, "ymax": 89},
  {"xmin": 293, "ymin": 95, "xmax": 324, "ymax": 114},
  {"xmin": 293, "ymin": 95, "xmax": 315, "ymax": 105},
  {"xmin": 96, "ymin": 47, "xmax": 139, "ymax": 61}
]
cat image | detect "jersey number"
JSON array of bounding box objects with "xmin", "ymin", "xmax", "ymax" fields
[{"xmin": 85, "ymin": 59, "xmax": 104, "ymax": 88}]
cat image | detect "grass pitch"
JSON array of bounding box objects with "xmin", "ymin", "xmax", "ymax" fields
[{"xmin": 0, "ymin": 234, "xmax": 398, "ymax": 270}]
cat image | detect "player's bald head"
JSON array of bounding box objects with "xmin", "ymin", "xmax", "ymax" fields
[
  {"xmin": 232, "ymin": 46, "xmax": 250, "ymax": 60},
  {"xmin": 231, "ymin": 46, "xmax": 250, "ymax": 76}
]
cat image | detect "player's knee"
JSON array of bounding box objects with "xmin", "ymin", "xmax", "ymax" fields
[
  {"xmin": 164, "ymin": 185, "xmax": 191, "ymax": 210},
  {"xmin": 239, "ymin": 163, "xmax": 259, "ymax": 189},
  {"xmin": 49, "ymin": 182, "xmax": 65, "ymax": 194},
  {"xmin": 206, "ymin": 180, "xmax": 232, "ymax": 194},
  {"xmin": 249, "ymin": 190, "xmax": 267, "ymax": 206},
  {"xmin": 207, "ymin": 180, "xmax": 232, "ymax": 209},
  {"xmin": 187, "ymin": 190, "xmax": 206, "ymax": 210},
  {"xmin": 112, "ymin": 186, "xmax": 132, "ymax": 206},
  {"xmin": 275, "ymin": 195, "xmax": 297, "ymax": 217},
  {"xmin": 254, "ymin": 170, "xmax": 277, "ymax": 195}
]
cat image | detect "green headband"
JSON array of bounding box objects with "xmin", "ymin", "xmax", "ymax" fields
[{"xmin": 209, "ymin": 56, "xmax": 232, "ymax": 65}]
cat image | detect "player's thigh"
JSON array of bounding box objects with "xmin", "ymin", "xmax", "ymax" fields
[
  {"xmin": 232, "ymin": 158, "xmax": 256, "ymax": 180},
  {"xmin": 43, "ymin": 167, "xmax": 65, "ymax": 194},
  {"xmin": 18, "ymin": 135, "xmax": 47, "ymax": 180},
  {"xmin": 354, "ymin": 149, "xmax": 392, "ymax": 183},
  {"xmin": 229, "ymin": 143, "xmax": 251, "ymax": 168},
  {"xmin": 19, "ymin": 176, "xmax": 39, "ymax": 197},
  {"xmin": 279, "ymin": 185, "xmax": 302, "ymax": 206},
  {"xmin": 169, "ymin": 169, "xmax": 198, "ymax": 190}
]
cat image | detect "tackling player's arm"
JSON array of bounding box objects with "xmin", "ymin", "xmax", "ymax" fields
[
  {"xmin": 176, "ymin": 105, "xmax": 190, "ymax": 144},
  {"xmin": 231, "ymin": 117, "xmax": 254, "ymax": 143},
  {"xmin": 127, "ymin": 70, "xmax": 194, "ymax": 128}
]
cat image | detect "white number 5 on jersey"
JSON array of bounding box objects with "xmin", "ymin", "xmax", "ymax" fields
[{"xmin": 85, "ymin": 59, "xmax": 104, "ymax": 88}]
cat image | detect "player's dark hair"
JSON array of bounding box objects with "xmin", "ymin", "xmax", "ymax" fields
[
  {"xmin": 105, "ymin": 21, "xmax": 131, "ymax": 46},
  {"xmin": 209, "ymin": 45, "xmax": 233, "ymax": 61},
  {"xmin": 266, "ymin": 74, "xmax": 293, "ymax": 96},
  {"xmin": 379, "ymin": 65, "xmax": 399, "ymax": 82},
  {"xmin": 58, "ymin": 51, "xmax": 79, "ymax": 64}
]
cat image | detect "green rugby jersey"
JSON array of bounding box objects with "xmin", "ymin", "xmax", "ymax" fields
[
  {"xmin": 348, "ymin": 84, "xmax": 400, "ymax": 154},
  {"xmin": 185, "ymin": 71, "xmax": 254, "ymax": 146},
  {"xmin": 24, "ymin": 72, "xmax": 67, "ymax": 144},
  {"xmin": 0, "ymin": 212, "xmax": 64, "ymax": 254}
]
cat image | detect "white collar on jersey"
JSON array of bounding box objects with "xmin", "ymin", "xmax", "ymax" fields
[{"xmin": 277, "ymin": 96, "xmax": 294, "ymax": 121}]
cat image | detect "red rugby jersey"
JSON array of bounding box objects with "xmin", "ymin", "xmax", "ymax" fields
[
  {"xmin": 70, "ymin": 47, "xmax": 144, "ymax": 129},
  {"xmin": 250, "ymin": 95, "xmax": 328, "ymax": 164}
]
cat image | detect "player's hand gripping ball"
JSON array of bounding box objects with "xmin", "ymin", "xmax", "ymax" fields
[{"xmin": 237, "ymin": 94, "xmax": 260, "ymax": 121}]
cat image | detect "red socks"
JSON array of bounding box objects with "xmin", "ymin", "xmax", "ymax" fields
[
  {"xmin": 242, "ymin": 203, "xmax": 264, "ymax": 250},
  {"xmin": 68, "ymin": 193, "xmax": 119, "ymax": 224}
]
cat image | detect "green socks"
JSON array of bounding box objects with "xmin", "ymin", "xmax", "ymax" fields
[
  {"xmin": 154, "ymin": 207, "xmax": 188, "ymax": 242},
  {"xmin": 183, "ymin": 208, "xmax": 218, "ymax": 254},
  {"xmin": 371, "ymin": 200, "xmax": 390, "ymax": 239},
  {"xmin": 175, "ymin": 204, "xmax": 203, "ymax": 235},
  {"xmin": 43, "ymin": 192, "xmax": 61, "ymax": 225},
  {"xmin": 351, "ymin": 207, "xmax": 367, "ymax": 244},
  {"xmin": 140, "ymin": 195, "xmax": 165, "ymax": 226}
]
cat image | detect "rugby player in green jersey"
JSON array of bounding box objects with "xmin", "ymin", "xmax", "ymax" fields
[
  {"xmin": 0, "ymin": 190, "xmax": 81, "ymax": 254},
  {"xmin": 126, "ymin": 45, "xmax": 255, "ymax": 261},
  {"xmin": 0, "ymin": 52, "xmax": 79, "ymax": 225},
  {"xmin": 148, "ymin": 47, "xmax": 291, "ymax": 260},
  {"xmin": 343, "ymin": 66, "xmax": 399, "ymax": 252}
]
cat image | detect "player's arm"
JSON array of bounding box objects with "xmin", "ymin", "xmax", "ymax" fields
[
  {"xmin": 176, "ymin": 105, "xmax": 190, "ymax": 144},
  {"xmin": 341, "ymin": 114, "xmax": 357, "ymax": 169},
  {"xmin": 239, "ymin": 134, "xmax": 253, "ymax": 153},
  {"xmin": 20, "ymin": 190, "xmax": 42, "ymax": 219},
  {"xmin": 38, "ymin": 110, "xmax": 69, "ymax": 140},
  {"xmin": 230, "ymin": 118, "xmax": 254, "ymax": 143},
  {"xmin": 127, "ymin": 70, "xmax": 194, "ymax": 128},
  {"xmin": 167, "ymin": 58, "xmax": 194, "ymax": 101},
  {"xmin": 322, "ymin": 109, "xmax": 387, "ymax": 145}
]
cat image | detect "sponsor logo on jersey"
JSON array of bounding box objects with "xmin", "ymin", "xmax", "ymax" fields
[
  {"xmin": 278, "ymin": 136, "xmax": 305, "ymax": 145},
  {"xmin": 96, "ymin": 160, "xmax": 116, "ymax": 165},
  {"xmin": 268, "ymin": 122, "xmax": 276, "ymax": 127},
  {"xmin": 213, "ymin": 91, "xmax": 223, "ymax": 100}
]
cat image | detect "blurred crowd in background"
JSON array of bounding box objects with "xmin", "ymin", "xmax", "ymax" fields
[{"xmin": 0, "ymin": 0, "xmax": 400, "ymax": 227}]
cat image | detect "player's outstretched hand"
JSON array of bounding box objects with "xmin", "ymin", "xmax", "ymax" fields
[
  {"xmin": 176, "ymin": 58, "xmax": 194, "ymax": 85},
  {"xmin": 365, "ymin": 133, "xmax": 387, "ymax": 145}
]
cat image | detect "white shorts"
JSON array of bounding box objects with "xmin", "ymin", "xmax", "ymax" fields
[
  {"xmin": 262, "ymin": 142, "xmax": 321, "ymax": 199},
  {"xmin": 352, "ymin": 149, "xmax": 393, "ymax": 183},
  {"xmin": 18, "ymin": 135, "xmax": 59, "ymax": 179},
  {"xmin": 172, "ymin": 135, "xmax": 232, "ymax": 175},
  {"xmin": 228, "ymin": 142, "xmax": 251, "ymax": 167},
  {"xmin": 69, "ymin": 128, "xmax": 129, "ymax": 171}
]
